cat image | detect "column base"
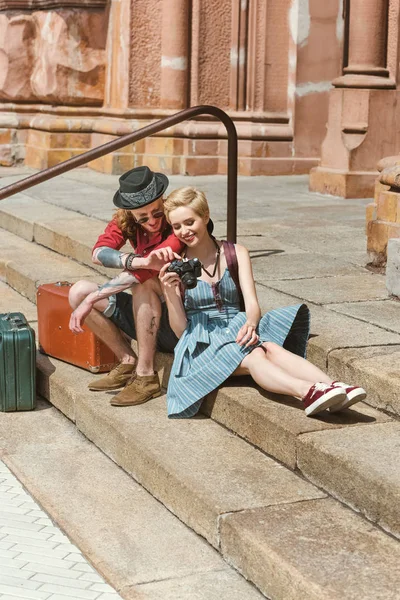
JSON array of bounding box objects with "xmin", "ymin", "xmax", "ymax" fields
[
  {"xmin": 333, "ymin": 74, "xmax": 396, "ymax": 89},
  {"xmin": 309, "ymin": 167, "xmax": 378, "ymax": 198}
]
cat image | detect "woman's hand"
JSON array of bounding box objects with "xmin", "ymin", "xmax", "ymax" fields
[
  {"xmin": 236, "ymin": 321, "xmax": 259, "ymax": 348},
  {"xmin": 159, "ymin": 263, "xmax": 181, "ymax": 293},
  {"xmin": 69, "ymin": 299, "xmax": 92, "ymax": 334}
]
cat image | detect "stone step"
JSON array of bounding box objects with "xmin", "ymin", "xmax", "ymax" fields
[
  {"xmin": 0, "ymin": 400, "xmax": 264, "ymax": 600},
  {"xmin": 0, "ymin": 226, "xmax": 106, "ymax": 303},
  {"xmin": 1, "ymin": 241, "xmax": 400, "ymax": 540},
  {"xmin": 32, "ymin": 351, "xmax": 400, "ymax": 599},
  {"xmin": 2, "ymin": 193, "xmax": 400, "ymax": 417},
  {"xmin": 0, "ymin": 193, "xmax": 127, "ymax": 279}
]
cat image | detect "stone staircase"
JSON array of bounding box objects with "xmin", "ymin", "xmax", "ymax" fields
[{"xmin": 1, "ymin": 169, "xmax": 400, "ymax": 599}]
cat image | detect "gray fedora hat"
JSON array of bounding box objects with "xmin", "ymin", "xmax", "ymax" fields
[{"xmin": 113, "ymin": 166, "xmax": 169, "ymax": 209}]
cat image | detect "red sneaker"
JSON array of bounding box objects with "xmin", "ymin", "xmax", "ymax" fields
[
  {"xmin": 302, "ymin": 382, "xmax": 347, "ymax": 417},
  {"xmin": 328, "ymin": 381, "xmax": 367, "ymax": 412}
]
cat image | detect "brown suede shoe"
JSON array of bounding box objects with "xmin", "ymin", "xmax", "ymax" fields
[
  {"xmin": 88, "ymin": 362, "xmax": 136, "ymax": 391},
  {"xmin": 110, "ymin": 372, "xmax": 161, "ymax": 407}
]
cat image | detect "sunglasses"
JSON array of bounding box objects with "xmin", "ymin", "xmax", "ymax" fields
[{"xmin": 136, "ymin": 211, "xmax": 165, "ymax": 225}]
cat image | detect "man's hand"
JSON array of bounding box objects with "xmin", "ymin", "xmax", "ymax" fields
[
  {"xmin": 145, "ymin": 247, "xmax": 181, "ymax": 271},
  {"xmin": 69, "ymin": 299, "xmax": 93, "ymax": 334}
]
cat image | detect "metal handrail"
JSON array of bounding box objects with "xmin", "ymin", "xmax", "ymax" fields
[{"xmin": 0, "ymin": 105, "xmax": 238, "ymax": 241}]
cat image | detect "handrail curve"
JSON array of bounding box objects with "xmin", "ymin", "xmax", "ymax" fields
[{"xmin": 0, "ymin": 105, "xmax": 238, "ymax": 241}]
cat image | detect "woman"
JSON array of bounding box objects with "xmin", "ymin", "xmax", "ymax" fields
[{"xmin": 159, "ymin": 187, "xmax": 366, "ymax": 418}]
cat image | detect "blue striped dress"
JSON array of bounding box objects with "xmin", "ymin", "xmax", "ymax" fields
[{"xmin": 167, "ymin": 268, "xmax": 310, "ymax": 418}]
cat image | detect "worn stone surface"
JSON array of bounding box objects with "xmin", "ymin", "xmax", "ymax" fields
[
  {"xmin": 0, "ymin": 280, "xmax": 37, "ymax": 320},
  {"xmin": 0, "ymin": 402, "xmax": 262, "ymax": 599},
  {"xmin": 297, "ymin": 423, "xmax": 400, "ymax": 537},
  {"xmin": 202, "ymin": 382, "xmax": 391, "ymax": 470},
  {"xmin": 256, "ymin": 284, "xmax": 400, "ymax": 369},
  {"xmin": 266, "ymin": 273, "xmax": 388, "ymax": 304},
  {"xmin": 0, "ymin": 10, "xmax": 107, "ymax": 105},
  {"xmin": 36, "ymin": 354, "xmax": 325, "ymax": 550},
  {"xmin": 328, "ymin": 346, "xmax": 400, "ymax": 416},
  {"xmin": 0, "ymin": 226, "xmax": 105, "ymax": 302},
  {"xmin": 307, "ymin": 303, "xmax": 400, "ymax": 369},
  {"xmin": 220, "ymin": 498, "xmax": 400, "ymax": 600},
  {"xmin": 327, "ymin": 298, "xmax": 400, "ymax": 333},
  {"xmin": 251, "ymin": 252, "xmax": 365, "ymax": 281},
  {"xmin": 0, "ymin": 194, "xmax": 128, "ymax": 278},
  {"xmin": 128, "ymin": 570, "xmax": 263, "ymax": 600}
]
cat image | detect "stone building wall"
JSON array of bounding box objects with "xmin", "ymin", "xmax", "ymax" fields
[
  {"xmin": 310, "ymin": 0, "xmax": 400, "ymax": 198},
  {"xmin": 0, "ymin": 0, "xmax": 345, "ymax": 175}
]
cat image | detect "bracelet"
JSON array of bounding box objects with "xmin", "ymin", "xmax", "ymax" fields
[{"xmin": 126, "ymin": 253, "xmax": 141, "ymax": 271}]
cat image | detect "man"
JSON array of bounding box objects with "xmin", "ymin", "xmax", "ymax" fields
[{"xmin": 68, "ymin": 166, "xmax": 183, "ymax": 407}]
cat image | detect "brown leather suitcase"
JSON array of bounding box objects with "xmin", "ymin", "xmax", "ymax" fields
[{"xmin": 37, "ymin": 282, "xmax": 118, "ymax": 373}]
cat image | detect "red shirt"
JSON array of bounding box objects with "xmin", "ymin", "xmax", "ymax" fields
[{"xmin": 92, "ymin": 218, "xmax": 184, "ymax": 284}]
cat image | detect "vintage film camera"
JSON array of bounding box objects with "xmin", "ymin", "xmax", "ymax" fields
[{"xmin": 167, "ymin": 258, "xmax": 202, "ymax": 289}]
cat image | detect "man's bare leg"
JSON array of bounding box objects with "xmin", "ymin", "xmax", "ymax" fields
[
  {"xmin": 69, "ymin": 280, "xmax": 136, "ymax": 365},
  {"xmin": 130, "ymin": 278, "xmax": 162, "ymax": 377}
]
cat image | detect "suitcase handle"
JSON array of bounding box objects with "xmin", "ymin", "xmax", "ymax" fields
[
  {"xmin": 3, "ymin": 314, "xmax": 26, "ymax": 328},
  {"xmin": 55, "ymin": 281, "xmax": 72, "ymax": 287}
]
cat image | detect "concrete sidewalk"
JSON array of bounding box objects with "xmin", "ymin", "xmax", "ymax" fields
[{"xmin": 0, "ymin": 460, "xmax": 122, "ymax": 600}]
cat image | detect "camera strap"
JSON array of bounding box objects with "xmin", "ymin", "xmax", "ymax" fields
[{"xmin": 223, "ymin": 241, "xmax": 245, "ymax": 312}]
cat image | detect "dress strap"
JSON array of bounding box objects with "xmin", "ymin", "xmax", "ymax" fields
[{"xmin": 223, "ymin": 241, "xmax": 245, "ymax": 311}]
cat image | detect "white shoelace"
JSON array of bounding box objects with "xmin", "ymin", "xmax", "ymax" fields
[{"xmin": 312, "ymin": 382, "xmax": 330, "ymax": 393}]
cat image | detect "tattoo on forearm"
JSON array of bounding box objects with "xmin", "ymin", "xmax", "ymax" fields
[
  {"xmin": 96, "ymin": 247, "xmax": 124, "ymax": 268},
  {"xmin": 91, "ymin": 271, "xmax": 139, "ymax": 302}
]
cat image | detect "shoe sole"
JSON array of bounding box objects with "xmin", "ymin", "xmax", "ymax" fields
[
  {"xmin": 88, "ymin": 384, "xmax": 127, "ymax": 392},
  {"xmin": 329, "ymin": 389, "xmax": 367, "ymax": 413},
  {"xmin": 110, "ymin": 390, "xmax": 162, "ymax": 407},
  {"xmin": 305, "ymin": 389, "xmax": 347, "ymax": 417}
]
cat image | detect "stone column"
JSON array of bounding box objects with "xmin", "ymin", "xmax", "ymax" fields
[
  {"xmin": 309, "ymin": 0, "xmax": 400, "ymax": 198},
  {"xmin": 160, "ymin": 0, "xmax": 189, "ymax": 109},
  {"xmin": 334, "ymin": 0, "xmax": 394, "ymax": 88},
  {"xmin": 104, "ymin": 0, "xmax": 131, "ymax": 109}
]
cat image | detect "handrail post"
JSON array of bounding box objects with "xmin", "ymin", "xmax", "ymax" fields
[{"xmin": 0, "ymin": 105, "xmax": 238, "ymax": 242}]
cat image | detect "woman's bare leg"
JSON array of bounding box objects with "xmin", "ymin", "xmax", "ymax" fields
[
  {"xmin": 239, "ymin": 348, "xmax": 314, "ymax": 398},
  {"xmin": 261, "ymin": 342, "xmax": 332, "ymax": 384}
]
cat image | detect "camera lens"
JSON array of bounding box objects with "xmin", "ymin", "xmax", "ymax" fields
[{"xmin": 181, "ymin": 273, "xmax": 197, "ymax": 289}]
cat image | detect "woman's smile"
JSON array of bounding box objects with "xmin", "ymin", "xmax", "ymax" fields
[{"xmin": 182, "ymin": 233, "xmax": 196, "ymax": 243}]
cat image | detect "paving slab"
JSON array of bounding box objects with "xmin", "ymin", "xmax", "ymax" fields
[
  {"xmin": 297, "ymin": 422, "xmax": 400, "ymax": 537},
  {"xmin": 0, "ymin": 403, "xmax": 263, "ymax": 600},
  {"xmin": 220, "ymin": 498, "xmax": 400, "ymax": 600},
  {"xmin": 265, "ymin": 273, "xmax": 389, "ymax": 304},
  {"xmin": 327, "ymin": 299, "xmax": 400, "ymax": 334},
  {"xmin": 251, "ymin": 252, "xmax": 365, "ymax": 281},
  {"xmin": 35, "ymin": 354, "xmax": 325, "ymax": 550},
  {"xmin": 202, "ymin": 381, "xmax": 391, "ymax": 469},
  {"xmin": 0, "ymin": 461, "xmax": 122, "ymax": 599},
  {"xmin": 270, "ymin": 224, "xmax": 368, "ymax": 257},
  {"xmin": 0, "ymin": 281, "xmax": 37, "ymax": 321},
  {"xmin": 328, "ymin": 345, "xmax": 400, "ymax": 416}
]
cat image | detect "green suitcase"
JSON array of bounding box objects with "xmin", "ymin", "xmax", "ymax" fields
[{"xmin": 0, "ymin": 313, "xmax": 36, "ymax": 411}]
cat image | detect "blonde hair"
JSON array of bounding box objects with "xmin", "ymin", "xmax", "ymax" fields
[{"xmin": 164, "ymin": 187, "xmax": 209, "ymax": 223}]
